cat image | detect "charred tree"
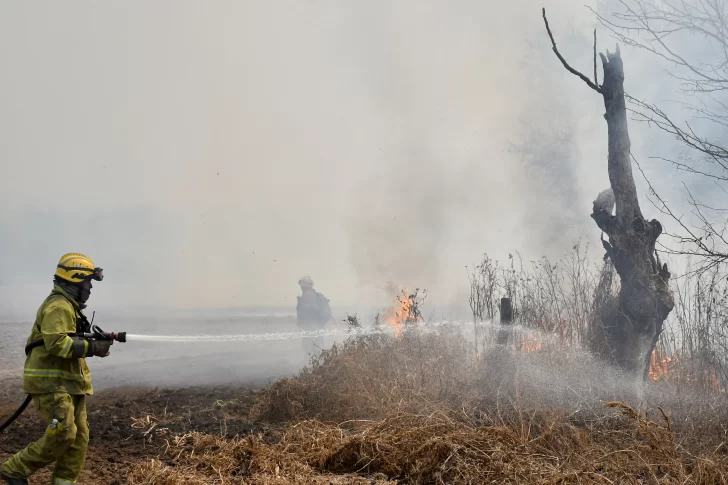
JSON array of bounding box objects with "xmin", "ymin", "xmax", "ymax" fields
[{"xmin": 542, "ymin": 9, "xmax": 674, "ymax": 380}]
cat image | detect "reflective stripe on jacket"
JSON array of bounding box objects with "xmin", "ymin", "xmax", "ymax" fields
[{"xmin": 22, "ymin": 285, "xmax": 93, "ymax": 395}]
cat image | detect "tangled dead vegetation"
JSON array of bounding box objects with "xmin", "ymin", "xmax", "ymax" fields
[
  {"xmin": 250, "ymin": 331, "xmax": 477, "ymax": 424},
  {"xmin": 126, "ymin": 330, "xmax": 728, "ymax": 484},
  {"xmin": 128, "ymin": 407, "xmax": 727, "ymax": 484}
]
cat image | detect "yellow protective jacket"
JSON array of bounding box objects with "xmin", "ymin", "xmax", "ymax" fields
[{"xmin": 22, "ymin": 285, "xmax": 93, "ymax": 395}]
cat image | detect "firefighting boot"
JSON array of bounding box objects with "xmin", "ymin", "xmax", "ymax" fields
[{"xmin": 0, "ymin": 473, "xmax": 28, "ymax": 485}]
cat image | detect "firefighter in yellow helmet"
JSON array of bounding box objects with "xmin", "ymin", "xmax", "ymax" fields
[{"xmin": 0, "ymin": 254, "xmax": 111, "ymax": 485}]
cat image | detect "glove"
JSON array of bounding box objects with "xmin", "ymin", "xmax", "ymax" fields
[{"xmin": 86, "ymin": 339, "xmax": 112, "ymax": 358}]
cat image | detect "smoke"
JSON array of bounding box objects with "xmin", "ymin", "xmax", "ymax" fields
[
  {"xmin": 0, "ymin": 1, "xmax": 715, "ymax": 316},
  {"xmin": 340, "ymin": 1, "xmax": 605, "ymax": 306}
]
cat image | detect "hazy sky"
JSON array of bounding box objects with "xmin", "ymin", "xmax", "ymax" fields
[{"xmin": 0, "ymin": 1, "xmax": 711, "ymax": 315}]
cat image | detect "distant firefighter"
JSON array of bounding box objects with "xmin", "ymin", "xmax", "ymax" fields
[{"xmin": 296, "ymin": 276, "xmax": 332, "ymax": 358}]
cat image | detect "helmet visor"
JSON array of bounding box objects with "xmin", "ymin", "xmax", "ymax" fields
[{"xmin": 91, "ymin": 267, "xmax": 104, "ymax": 281}]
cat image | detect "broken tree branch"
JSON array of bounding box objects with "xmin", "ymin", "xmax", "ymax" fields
[
  {"xmin": 543, "ymin": 8, "xmax": 603, "ymax": 94},
  {"xmin": 594, "ymin": 28, "xmax": 599, "ymax": 86}
]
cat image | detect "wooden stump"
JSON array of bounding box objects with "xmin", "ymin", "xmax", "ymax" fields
[{"xmin": 497, "ymin": 297, "xmax": 513, "ymax": 346}]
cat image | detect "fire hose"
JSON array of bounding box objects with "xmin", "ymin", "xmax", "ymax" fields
[{"xmin": 0, "ymin": 325, "xmax": 126, "ymax": 433}]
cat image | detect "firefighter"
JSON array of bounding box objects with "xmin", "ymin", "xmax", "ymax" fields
[
  {"xmin": 295, "ymin": 276, "xmax": 332, "ymax": 358},
  {"xmin": 0, "ymin": 254, "xmax": 111, "ymax": 485}
]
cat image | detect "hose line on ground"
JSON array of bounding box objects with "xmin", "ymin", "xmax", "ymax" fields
[{"xmin": 0, "ymin": 395, "xmax": 32, "ymax": 433}]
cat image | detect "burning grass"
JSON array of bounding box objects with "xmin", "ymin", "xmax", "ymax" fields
[
  {"xmin": 127, "ymin": 328, "xmax": 728, "ymax": 484},
  {"xmin": 466, "ymin": 244, "xmax": 728, "ymax": 396},
  {"xmin": 381, "ymin": 288, "xmax": 427, "ymax": 338}
]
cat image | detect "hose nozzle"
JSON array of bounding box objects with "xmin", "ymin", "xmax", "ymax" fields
[
  {"xmin": 100, "ymin": 331, "xmax": 126, "ymax": 343},
  {"xmin": 90, "ymin": 325, "xmax": 126, "ymax": 343}
]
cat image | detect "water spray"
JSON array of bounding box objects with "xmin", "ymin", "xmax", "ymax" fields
[
  {"xmin": 125, "ymin": 327, "xmax": 385, "ymax": 343},
  {"xmin": 122, "ymin": 319, "xmax": 559, "ymax": 345},
  {"xmin": 0, "ymin": 319, "xmax": 559, "ymax": 433},
  {"xmin": 122, "ymin": 319, "xmax": 489, "ymax": 344}
]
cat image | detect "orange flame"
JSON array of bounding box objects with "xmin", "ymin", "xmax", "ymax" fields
[
  {"xmin": 709, "ymin": 369, "xmax": 721, "ymax": 391},
  {"xmin": 519, "ymin": 331, "xmax": 542, "ymax": 353},
  {"xmin": 383, "ymin": 287, "xmax": 419, "ymax": 338},
  {"xmin": 648, "ymin": 350, "xmax": 725, "ymax": 393},
  {"xmin": 648, "ymin": 350, "xmax": 673, "ymax": 381}
]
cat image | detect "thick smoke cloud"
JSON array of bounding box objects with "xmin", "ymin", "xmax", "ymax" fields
[{"xmin": 0, "ymin": 1, "xmax": 710, "ymax": 316}]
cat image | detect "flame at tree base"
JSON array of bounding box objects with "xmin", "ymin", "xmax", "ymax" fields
[
  {"xmin": 649, "ymin": 350, "xmax": 674, "ymax": 382},
  {"xmin": 648, "ymin": 349, "xmax": 725, "ymax": 393}
]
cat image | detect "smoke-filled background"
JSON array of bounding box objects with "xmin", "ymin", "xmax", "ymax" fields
[{"xmin": 0, "ymin": 1, "xmax": 704, "ymax": 319}]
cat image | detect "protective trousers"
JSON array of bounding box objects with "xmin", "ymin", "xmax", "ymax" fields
[{"xmin": 0, "ymin": 393, "xmax": 88, "ymax": 485}]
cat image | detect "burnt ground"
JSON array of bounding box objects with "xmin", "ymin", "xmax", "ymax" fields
[{"xmin": 0, "ymin": 384, "xmax": 263, "ymax": 485}]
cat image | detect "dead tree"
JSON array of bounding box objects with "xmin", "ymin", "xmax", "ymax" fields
[
  {"xmin": 543, "ymin": 9, "xmax": 674, "ymax": 379},
  {"xmin": 593, "ymin": 0, "xmax": 728, "ymax": 275}
]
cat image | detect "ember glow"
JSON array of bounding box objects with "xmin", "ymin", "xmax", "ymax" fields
[{"xmin": 521, "ymin": 333, "xmax": 543, "ymax": 353}]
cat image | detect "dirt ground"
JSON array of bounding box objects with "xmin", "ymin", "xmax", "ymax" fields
[{"xmin": 0, "ymin": 384, "xmax": 261, "ymax": 485}]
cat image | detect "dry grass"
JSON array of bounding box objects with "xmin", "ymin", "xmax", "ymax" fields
[
  {"xmin": 127, "ymin": 329, "xmax": 728, "ymax": 484},
  {"xmin": 127, "ymin": 409, "xmax": 727, "ymax": 484},
  {"xmin": 469, "ymin": 244, "xmax": 728, "ymax": 392}
]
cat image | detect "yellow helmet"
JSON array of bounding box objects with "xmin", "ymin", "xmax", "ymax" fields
[{"xmin": 55, "ymin": 253, "xmax": 104, "ymax": 283}]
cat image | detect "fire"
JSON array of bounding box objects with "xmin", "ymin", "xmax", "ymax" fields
[
  {"xmin": 521, "ymin": 337, "xmax": 542, "ymax": 353},
  {"xmin": 648, "ymin": 350, "xmax": 673, "ymax": 381},
  {"xmin": 383, "ymin": 287, "xmax": 422, "ymax": 338},
  {"xmin": 521, "ymin": 340, "xmax": 542, "ymax": 353},
  {"xmin": 709, "ymin": 369, "xmax": 721, "ymax": 391},
  {"xmin": 520, "ymin": 331, "xmax": 543, "ymax": 353},
  {"xmin": 648, "ymin": 350, "xmax": 725, "ymax": 393}
]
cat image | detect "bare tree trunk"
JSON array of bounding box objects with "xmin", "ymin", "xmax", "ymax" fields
[
  {"xmin": 590, "ymin": 47, "xmax": 674, "ymax": 379},
  {"xmin": 543, "ymin": 10, "xmax": 674, "ymax": 380}
]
